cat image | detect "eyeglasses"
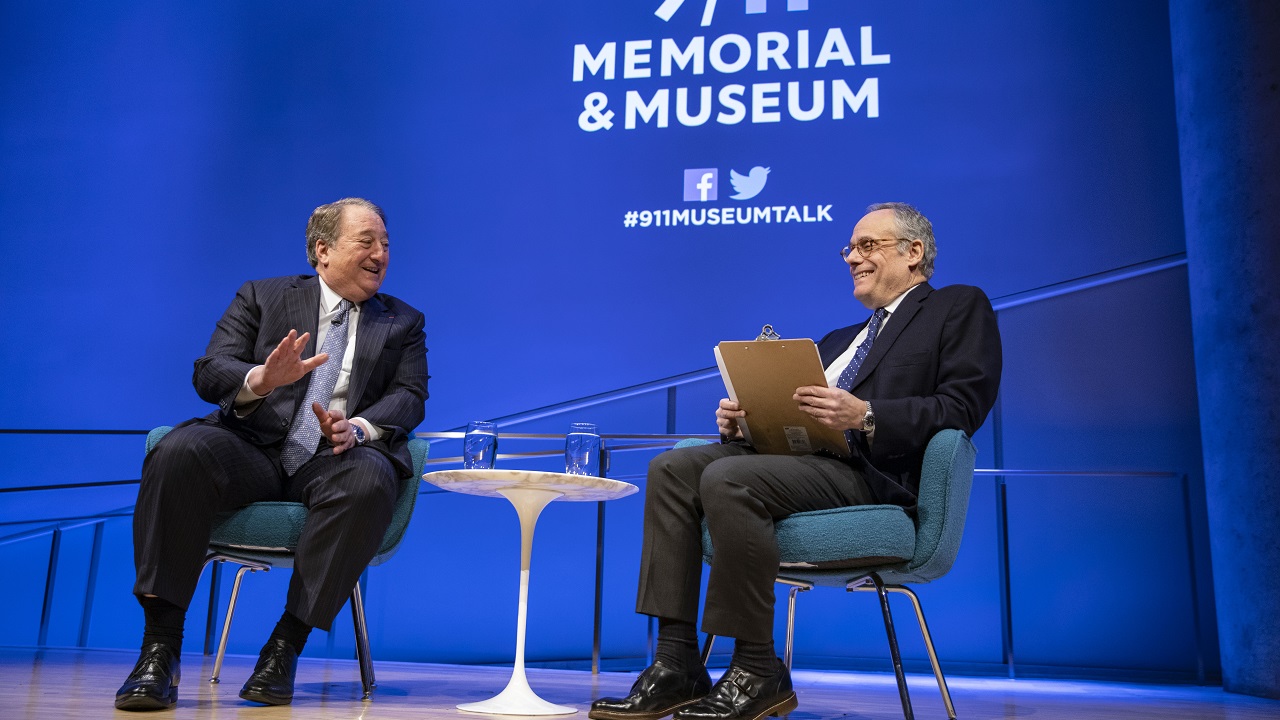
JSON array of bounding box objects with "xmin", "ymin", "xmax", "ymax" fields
[{"xmin": 839, "ymin": 237, "xmax": 903, "ymax": 260}]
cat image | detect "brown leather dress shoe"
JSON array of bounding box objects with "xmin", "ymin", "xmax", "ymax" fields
[
  {"xmin": 115, "ymin": 642, "xmax": 180, "ymax": 711},
  {"xmin": 590, "ymin": 661, "xmax": 713, "ymax": 720},
  {"xmin": 239, "ymin": 637, "xmax": 299, "ymax": 706},
  {"xmin": 673, "ymin": 663, "xmax": 797, "ymax": 720}
]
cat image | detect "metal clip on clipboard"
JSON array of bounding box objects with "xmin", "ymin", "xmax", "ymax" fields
[{"xmin": 755, "ymin": 324, "xmax": 781, "ymax": 341}]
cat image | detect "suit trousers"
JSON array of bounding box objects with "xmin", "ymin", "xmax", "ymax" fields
[
  {"xmin": 636, "ymin": 442, "xmax": 875, "ymax": 643},
  {"xmin": 132, "ymin": 421, "xmax": 398, "ymax": 631}
]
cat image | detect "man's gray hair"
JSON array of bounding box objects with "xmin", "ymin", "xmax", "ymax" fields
[
  {"xmin": 866, "ymin": 202, "xmax": 936, "ymax": 279},
  {"xmin": 306, "ymin": 198, "xmax": 386, "ymax": 268}
]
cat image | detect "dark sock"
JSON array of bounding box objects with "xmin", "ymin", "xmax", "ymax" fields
[
  {"xmin": 731, "ymin": 638, "xmax": 779, "ymax": 677},
  {"xmin": 655, "ymin": 617, "xmax": 703, "ymax": 672},
  {"xmin": 269, "ymin": 611, "xmax": 313, "ymax": 655},
  {"xmin": 139, "ymin": 595, "xmax": 185, "ymax": 655}
]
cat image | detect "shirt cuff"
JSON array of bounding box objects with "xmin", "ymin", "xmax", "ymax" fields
[{"xmin": 232, "ymin": 368, "xmax": 271, "ymax": 417}]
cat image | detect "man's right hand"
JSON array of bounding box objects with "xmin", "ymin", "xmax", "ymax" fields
[
  {"xmin": 715, "ymin": 398, "xmax": 745, "ymax": 440},
  {"xmin": 246, "ymin": 330, "xmax": 329, "ymax": 396}
]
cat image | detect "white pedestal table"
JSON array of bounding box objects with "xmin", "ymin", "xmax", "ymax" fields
[{"xmin": 422, "ymin": 469, "xmax": 638, "ymax": 716}]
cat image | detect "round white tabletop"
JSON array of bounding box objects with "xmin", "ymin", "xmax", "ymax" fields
[{"xmin": 424, "ymin": 468, "xmax": 638, "ymax": 503}]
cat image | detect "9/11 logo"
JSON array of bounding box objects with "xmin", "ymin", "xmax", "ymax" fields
[
  {"xmin": 683, "ymin": 168, "xmax": 718, "ymax": 201},
  {"xmin": 656, "ymin": 0, "xmax": 810, "ymax": 27}
]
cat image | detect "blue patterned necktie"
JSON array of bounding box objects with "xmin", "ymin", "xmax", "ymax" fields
[
  {"xmin": 836, "ymin": 308, "xmax": 887, "ymax": 392},
  {"xmin": 281, "ymin": 299, "xmax": 352, "ymax": 475}
]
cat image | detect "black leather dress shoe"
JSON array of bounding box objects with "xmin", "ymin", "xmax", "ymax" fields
[
  {"xmin": 673, "ymin": 663, "xmax": 797, "ymax": 720},
  {"xmin": 115, "ymin": 642, "xmax": 180, "ymax": 711},
  {"xmin": 589, "ymin": 661, "xmax": 713, "ymax": 720},
  {"xmin": 238, "ymin": 637, "xmax": 299, "ymax": 706}
]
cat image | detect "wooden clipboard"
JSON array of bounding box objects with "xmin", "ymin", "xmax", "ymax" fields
[{"xmin": 714, "ymin": 338, "xmax": 852, "ymax": 458}]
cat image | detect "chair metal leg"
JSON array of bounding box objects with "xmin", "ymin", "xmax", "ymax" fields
[
  {"xmin": 350, "ymin": 582, "xmax": 376, "ymax": 699},
  {"xmin": 849, "ymin": 584, "xmax": 958, "ymax": 720},
  {"xmin": 704, "ymin": 578, "xmax": 811, "ymax": 670},
  {"xmin": 868, "ymin": 574, "xmax": 914, "ymax": 720},
  {"xmin": 784, "ymin": 586, "xmax": 800, "ymax": 670},
  {"xmin": 776, "ymin": 579, "xmax": 811, "ymax": 670},
  {"xmin": 211, "ymin": 563, "xmax": 266, "ymax": 684},
  {"xmin": 892, "ymin": 586, "xmax": 956, "ymax": 720}
]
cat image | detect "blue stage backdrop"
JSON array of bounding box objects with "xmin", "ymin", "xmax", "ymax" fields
[
  {"xmin": 1, "ymin": 0, "xmax": 1183, "ymax": 431},
  {"xmin": 1, "ymin": 0, "xmax": 1208, "ymax": 679}
]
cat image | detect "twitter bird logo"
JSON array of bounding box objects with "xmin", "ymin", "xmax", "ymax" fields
[{"xmin": 729, "ymin": 166, "xmax": 770, "ymax": 200}]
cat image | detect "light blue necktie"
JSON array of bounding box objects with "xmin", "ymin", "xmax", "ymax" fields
[
  {"xmin": 280, "ymin": 299, "xmax": 352, "ymax": 475},
  {"xmin": 836, "ymin": 308, "xmax": 887, "ymax": 392}
]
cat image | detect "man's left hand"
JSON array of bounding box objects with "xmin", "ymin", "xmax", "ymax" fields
[
  {"xmin": 794, "ymin": 385, "xmax": 867, "ymax": 431},
  {"xmin": 313, "ymin": 402, "xmax": 358, "ymax": 454}
]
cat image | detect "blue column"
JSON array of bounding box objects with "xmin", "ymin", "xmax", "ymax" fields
[{"xmin": 1169, "ymin": 1, "xmax": 1280, "ymax": 700}]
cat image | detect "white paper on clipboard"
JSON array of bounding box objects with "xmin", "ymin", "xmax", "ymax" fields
[{"xmin": 713, "ymin": 345, "xmax": 753, "ymax": 445}]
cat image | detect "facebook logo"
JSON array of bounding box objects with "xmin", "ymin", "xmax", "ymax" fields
[{"xmin": 683, "ymin": 168, "xmax": 718, "ymax": 202}]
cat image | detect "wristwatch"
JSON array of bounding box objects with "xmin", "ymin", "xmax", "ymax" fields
[
  {"xmin": 352, "ymin": 424, "xmax": 367, "ymax": 446},
  {"xmin": 862, "ymin": 402, "xmax": 875, "ymax": 434}
]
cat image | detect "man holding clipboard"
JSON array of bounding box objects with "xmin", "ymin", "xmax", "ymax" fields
[{"xmin": 591, "ymin": 203, "xmax": 1002, "ymax": 720}]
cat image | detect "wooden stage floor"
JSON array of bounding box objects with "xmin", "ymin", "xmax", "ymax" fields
[{"xmin": 3, "ymin": 647, "xmax": 1278, "ymax": 720}]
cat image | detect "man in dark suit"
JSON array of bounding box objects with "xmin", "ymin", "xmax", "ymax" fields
[
  {"xmin": 591, "ymin": 203, "xmax": 1001, "ymax": 720},
  {"xmin": 115, "ymin": 198, "xmax": 428, "ymax": 711}
]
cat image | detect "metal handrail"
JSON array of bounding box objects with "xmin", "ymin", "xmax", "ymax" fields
[
  {"xmin": 0, "ymin": 508, "xmax": 133, "ymax": 547},
  {"xmin": 0, "ymin": 462, "xmax": 1187, "ymax": 509},
  {"xmin": 0, "ymin": 429, "xmax": 149, "ymax": 435},
  {"xmin": 417, "ymin": 432, "xmax": 721, "ymax": 441},
  {"xmin": 975, "ymin": 469, "xmax": 1180, "ymax": 478},
  {"xmin": 988, "ymin": 253, "xmax": 1186, "ymax": 312}
]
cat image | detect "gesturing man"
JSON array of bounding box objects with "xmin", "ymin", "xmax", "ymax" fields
[
  {"xmin": 591, "ymin": 202, "xmax": 1002, "ymax": 720},
  {"xmin": 116, "ymin": 198, "xmax": 428, "ymax": 710}
]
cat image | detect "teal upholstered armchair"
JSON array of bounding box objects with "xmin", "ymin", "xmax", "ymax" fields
[
  {"xmin": 144, "ymin": 426, "xmax": 429, "ymax": 700},
  {"xmin": 692, "ymin": 429, "xmax": 977, "ymax": 720}
]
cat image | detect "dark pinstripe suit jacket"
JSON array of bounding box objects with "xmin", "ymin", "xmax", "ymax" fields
[
  {"xmin": 816, "ymin": 283, "xmax": 1001, "ymax": 512},
  {"xmin": 190, "ymin": 274, "xmax": 429, "ymax": 477}
]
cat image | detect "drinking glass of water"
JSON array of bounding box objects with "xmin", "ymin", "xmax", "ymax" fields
[
  {"xmin": 565, "ymin": 422, "xmax": 602, "ymax": 476},
  {"xmin": 463, "ymin": 421, "xmax": 498, "ymax": 469}
]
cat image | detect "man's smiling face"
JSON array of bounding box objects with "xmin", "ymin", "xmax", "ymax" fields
[
  {"xmin": 845, "ymin": 208, "xmax": 924, "ymax": 310},
  {"xmin": 315, "ymin": 205, "xmax": 389, "ymax": 303}
]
